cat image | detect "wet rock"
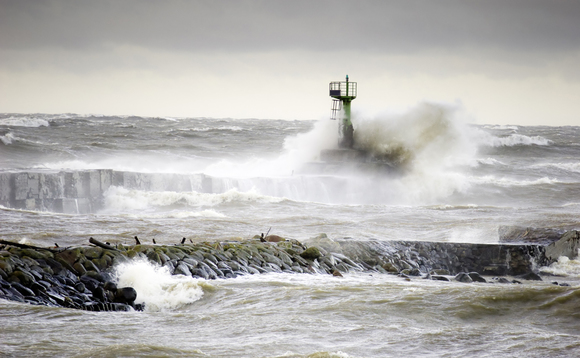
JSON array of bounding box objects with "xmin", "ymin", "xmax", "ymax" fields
[
  {"xmin": 431, "ymin": 275, "xmax": 450, "ymax": 281},
  {"xmin": 104, "ymin": 281, "xmax": 117, "ymax": 292},
  {"xmin": 115, "ymin": 287, "xmax": 137, "ymax": 305},
  {"xmin": 75, "ymin": 282, "xmax": 87, "ymax": 293},
  {"xmin": 12, "ymin": 282, "xmax": 35, "ymax": 297},
  {"xmin": 431, "ymin": 269, "xmax": 450, "ymax": 276},
  {"xmin": 455, "ymin": 273, "xmax": 473, "ymax": 283},
  {"xmin": 382, "ymin": 262, "xmax": 399, "ymax": 273},
  {"xmin": 468, "ymin": 272, "xmax": 487, "ymax": 283},
  {"xmin": 80, "ymin": 275, "xmax": 100, "ymax": 292},
  {"xmin": 93, "ymin": 286, "xmax": 107, "ymax": 302},
  {"xmin": 495, "ymin": 277, "xmax": 512, "ymax": 284},
  {"xmin": 516, "ymin": 272, "xmax": 542, "ymax": 281}
]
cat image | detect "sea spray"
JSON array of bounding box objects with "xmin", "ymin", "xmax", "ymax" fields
[
  {"xmin": 540, "ymin": 251, "xmax": 580, "ymax": 277},
  {"xmin": 114, "ymin": 259, "xmax": 205, "ymax": 311},
  {"xmin": 203, "ymin": 119, "xmax": 338, "ymax": 178},
  {"xmin": 352, "ymin": 102, "xmax": 476, "ymax": 169}
]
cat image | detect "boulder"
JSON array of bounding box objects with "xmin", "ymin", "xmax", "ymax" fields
[
  {"xmin": 115, "ymin": 287, "xmax": 137, "ymax": 305},
  {"xmin": 455, "ymin": 273, "xmax": 473, "ymax": 283}
]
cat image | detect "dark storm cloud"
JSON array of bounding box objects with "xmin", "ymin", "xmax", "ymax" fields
[{"xmin": 1, "ymin": 0, "xmax": 579, "ymax": 55}]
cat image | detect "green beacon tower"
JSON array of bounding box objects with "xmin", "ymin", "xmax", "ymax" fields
[{"xmin": 329, "ymin": 75, "xmax": 357, "ymax": 148}]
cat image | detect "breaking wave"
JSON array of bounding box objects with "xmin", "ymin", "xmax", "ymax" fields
[
  {"xmin": 0, "ymin": 115, "xmax": 50, "ymax": 128},
  {"xmin": 114, "ymin": 259, "xmax": 205, "ymax": 311},
  {"xmin": 486, "ymin": 134, "xmax": 552, "ymax": 147},
  {"xmin": 102, "ymin": 186, "xmax": 285, "ymax": 213}
]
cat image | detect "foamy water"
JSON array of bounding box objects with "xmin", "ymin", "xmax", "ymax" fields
[{"xmin": 114, "ymin": 259, "xmax": 206, "ymax": 311}]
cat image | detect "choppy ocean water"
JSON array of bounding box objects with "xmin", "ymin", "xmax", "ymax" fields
[{"xmin": 1, "ymin": 104, "xmax": 580, "ymax": 357}]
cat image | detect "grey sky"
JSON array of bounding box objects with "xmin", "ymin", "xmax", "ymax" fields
[{"xmin": 1, "ymin": 0, "xmax": 579, "ymax": 124}]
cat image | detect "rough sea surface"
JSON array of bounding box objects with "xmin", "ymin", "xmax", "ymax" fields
[{"xmin": 1, "ymin": 105, "xmax": 580, "ymax": 357}]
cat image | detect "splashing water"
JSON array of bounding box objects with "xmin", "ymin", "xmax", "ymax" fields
[
  {"xmin": 114, "ymin": 259, "xmax": 205, "ymax": 311},
  {"xmin": 353, "ymin": 102, "xmax": 477, "ymax": 169}
]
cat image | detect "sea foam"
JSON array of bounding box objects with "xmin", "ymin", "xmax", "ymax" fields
[{"xmin": 540, "ymin": 252, "xmax": 580, "ymax": 278}]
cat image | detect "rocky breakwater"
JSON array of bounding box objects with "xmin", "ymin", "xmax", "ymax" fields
[
  {"xmin": 1, "ymin": 228, "xmax": 578, "ymax": 311},
  {"xmin": 0, "ymin": 236, "xmax": 359, "ymax": 311}
]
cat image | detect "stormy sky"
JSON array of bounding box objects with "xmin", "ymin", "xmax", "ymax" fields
[{"xmin": 1, "ymin": 0, "xmax": 579, "ymax": 125}]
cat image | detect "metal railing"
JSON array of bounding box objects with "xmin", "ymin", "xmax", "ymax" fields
[{"xmin": 329, "ymin": 81, "xmax": 357, "ymax": 98}]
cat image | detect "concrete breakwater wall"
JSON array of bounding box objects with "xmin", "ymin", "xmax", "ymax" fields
[
  {"xmin": 1, "ymin": 229, "xmax": 577, "ymax": 311},
  {"xmin": 0, "ymin": 170, "xmax": 215, "ymax": 213},
  {"xmin": 325, "ymin": 230, "xmax": 579, "ymax": 277}
]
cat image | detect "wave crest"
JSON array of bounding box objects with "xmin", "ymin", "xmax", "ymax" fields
[
  {"xmin": 102, "ymin": 186, "xmax": 284, "ymax": 212},
  {"xmin": 487, "ymin": 134, "xmax": 552, "ymax": 147}
]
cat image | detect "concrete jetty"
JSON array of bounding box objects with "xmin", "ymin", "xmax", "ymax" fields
[{"xmin": 0, "ymin": 170, "xmax": 213, "ymax": 213}]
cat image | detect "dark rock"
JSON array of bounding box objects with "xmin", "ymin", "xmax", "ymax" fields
[
  {"xmin": 516, "ymin": 272, "xmax": 542, "ymax": 281},
  {"xmin": 74, "ymin": 282, "xmax": 86, "ymax": 293},
  {"xmin": 455, "ymin": 273, "xmax": 473, "ymax": 283},
  {"xmin": 80, "ymin": 275, "xmax": 100, "ymax": 292},
  {"xmin": 115, "ymin": 287, "xmax": 137, "ymax": 305},
  {"xmin": 11, "ymin": 282, "xmax": 35, "ymax": 297},
  {"xmin": 103, "ymin": 281, "xmax": 117, "ymax": 292},
  {"xmin": 468, "ymin": 272, "xmax": 487, "ymax": 283},
  {"xmin": 93, "ymin": 286, "xmax": 107, "ymax": 302},
  {"xmin": 431, "ymin": 275, "xmax": 450, "ymax": 281}
]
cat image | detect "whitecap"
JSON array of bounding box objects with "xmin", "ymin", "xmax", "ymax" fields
[
  {"xmin": 0, "ymin": 132, "xmax": 15, "ymax": 145},
  {"xmin": 487, "ymin": 134, "xmax": 552, "ymax": 147},
  {"xmin": 0, "ymin": 116, "xmax": 50, "ymax": 127}
]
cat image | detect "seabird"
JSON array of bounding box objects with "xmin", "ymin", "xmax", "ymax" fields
[
  {"xmin": 134, "ymin": 236, "xmax": 141, "ymax": 245},
  {"xmin": 260, "ymin": 233, "xmax": 266, "ymax": 242},
  {"xmin": 54, "ymin": 243, "xmax": 59, "ymax": 248},
  {"xmin": 181, "ymin": 237, "xmax": 186, "ymax": 244},
  {"xmin": 152, "ymin": 239, "xmax": 156, "ymax": 244}
]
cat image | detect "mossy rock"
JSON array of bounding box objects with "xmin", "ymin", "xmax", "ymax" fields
[
  {"xmin": 10, "ymin": 270, "xmax": 36, "ymax": 286},
  {"xmin": 73, "ymin": 262, "xmax": 87, "ymax": 276},
  {"xmin": 83, "ymin": 259, "xmax": 100, "ymax": 273},
  {"xmin": 382, "ymin": 262, "xmax": 400, "ymax": 273},
  {"xmin": 146, "ymin": 250, "xmax": 161, "ymax": 265},
  {"xmin": 82, "ymin": 247, "xmax": 103, "ymax": 260},
  {"xmin": 300, "ymin": 247, "xmax": 322, "ymax": 261},
  {"xmin": 21, "ymin": 249, "xmax": 53, "ymax": 260},
  {"xmin": 56, "ymin": 248, "xmax": 81, "ymax": 267},
  {"xmin": 0, "ymin": 259, "xmax": 14, "ymax": 274}
]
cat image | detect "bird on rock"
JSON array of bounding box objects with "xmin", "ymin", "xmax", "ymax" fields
[
  {"xmin": 181, "ymin": 237, "xmax": 186, "ymax": 244},
  {"xmin": 134, "ymin": 236, "xmax": 141, "ymax": 245}
]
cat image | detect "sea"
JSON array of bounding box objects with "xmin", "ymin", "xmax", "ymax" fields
[{"xmin": 1, "ymin": 103, "xmax": 580, "ymax": 357}]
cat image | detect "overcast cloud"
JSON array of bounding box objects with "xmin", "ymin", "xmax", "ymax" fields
[{"xmin": 1, "ymin": 0, "xmax": 579, "ymax": 125}]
